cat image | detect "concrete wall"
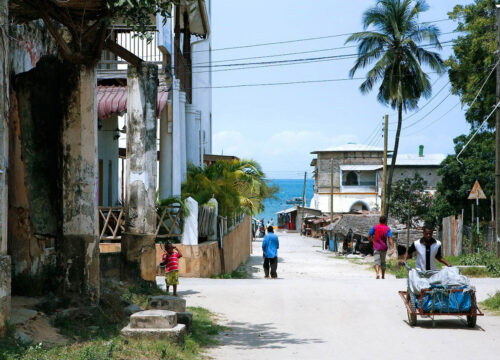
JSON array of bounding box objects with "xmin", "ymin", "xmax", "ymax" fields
[
  {"xmin": 391, "ymin": 166, "xmax": 441, "ymax": 190},
  {"xmin": 155, "ymin": 216, "xmax": 252, "ymax": 277}
]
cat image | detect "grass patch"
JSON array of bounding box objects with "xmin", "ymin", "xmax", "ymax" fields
[
  {"xmin": 120, "ymin": 281, "xmax": 168, "ymax": 308},
  {"xmin": 210, "ymin": 263, "xmax": 249, "ymax": 279},
  {"xmin": 0, "ymin": 305, "xmax": 225, "ymax": 360},
  {"xmin": 481, "ymin": 291, "xmax": 500, "ymax": 314}
]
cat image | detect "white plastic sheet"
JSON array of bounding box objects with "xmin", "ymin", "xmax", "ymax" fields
[{"xmin": 182, "ymin": 197, "xmax": 199, "ymax": 245}]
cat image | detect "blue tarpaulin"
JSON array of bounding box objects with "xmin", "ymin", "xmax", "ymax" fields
[{"xmin": 416, "ymin": 286, "xmax": 472, "ymax": 313}]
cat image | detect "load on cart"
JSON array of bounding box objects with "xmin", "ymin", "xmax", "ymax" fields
[
  {"xmin": 398, "ymin": 224, "xmax": 483, "ymax": 327},
  {"xmin": 399, "ymin": 263, "xmax": 483, "ymax": 327}
]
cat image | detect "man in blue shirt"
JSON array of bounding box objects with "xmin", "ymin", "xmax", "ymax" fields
[{"xmin": 262, "ymin": 226, "xmax": 279, "ymax": 279}]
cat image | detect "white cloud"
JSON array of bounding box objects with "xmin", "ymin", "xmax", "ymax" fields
[{"xmin": 213, "ymin": 129, "xmax": 359, "ymax": 178}]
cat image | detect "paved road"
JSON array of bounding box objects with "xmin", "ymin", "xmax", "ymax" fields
[{"xmin": 162, "ymin": 232, "xmax": 500, "ymax": 360}]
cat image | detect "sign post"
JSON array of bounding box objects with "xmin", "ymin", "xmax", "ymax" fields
[{"xmin": 468, "ymin": 180, "xmax": 487, "ymax": 234}]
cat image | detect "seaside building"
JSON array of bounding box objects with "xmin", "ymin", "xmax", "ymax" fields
[{"xmin": 309, "ymin": 144, "xmax": 445, "ymax": 213}]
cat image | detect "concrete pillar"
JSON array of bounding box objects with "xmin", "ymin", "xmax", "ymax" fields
[
  {"xmin": 122, "ymin": 63, "xmax": 158, "ymax": 282},
  {"xmin": 207, "ymin": 197, "xmax": 218, "ymax": 242},
  {"xmin": 159, "ymin": 106, "xmax": 172, "ymax": 199},
  {"xmin": 179, "ymin": 91, "xmax": 187, "ymax": 181},
  {"xmin": 171, "ymin": 79, "xmax": 182, "ymax": 196},
  {"xmin": 0, "ymin": 0, "xmax": 9, "ymax": 254},
  {"xmin": 181, "ymin": 197, "xmax": 198, "ymax": 245},
  {"xmin": 0, "ymin": 0, "xmax": 11, "ymax": 333},
  {"xmin": 61, "ymin": 65, "xmax": 100, "ymax": 304},
  {"xmin": 186, "ymin": 105, "xmax": 201, "ymax": 167}
]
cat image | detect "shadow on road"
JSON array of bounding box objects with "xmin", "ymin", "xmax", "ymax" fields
[
  {"xmin": 404, "ymin": 319, "xmax": 485, "ymax": 331},
  {"xmin": 217, "ymin": 321, "xmax": 325, "ymax": 349}
]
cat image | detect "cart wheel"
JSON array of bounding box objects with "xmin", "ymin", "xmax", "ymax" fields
[
  {"xmin": 466, "ymin": 315, "xmax": 477, "ymax": 328},
  {"xmin": 406, "ymin": 290, "xmax": 417, "ymax": 327}
]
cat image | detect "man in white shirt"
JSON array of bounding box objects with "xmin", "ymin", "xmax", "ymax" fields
[{"xmin": 403, "ymin": 224, "xmax": 451, "ymax": 271}]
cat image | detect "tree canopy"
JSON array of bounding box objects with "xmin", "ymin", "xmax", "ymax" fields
[
  {"xmin": 446, "ymin": 0, "xmax": 499, "ymax": 128},
  {"xmin": 346, "ymin": 0, "xmax": 445, "ymax": 216}
]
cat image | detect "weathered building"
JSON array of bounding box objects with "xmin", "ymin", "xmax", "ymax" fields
[
  {"xmin": 0, "ymin": 0, "xmax": 214, "ymax": 335},
  {"xmin": 310, "ymin": 144, "xmax": 445, "ymax": 213}
]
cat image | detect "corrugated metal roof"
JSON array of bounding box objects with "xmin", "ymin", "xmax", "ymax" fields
[
  {"xmin": 395, "ymin": 154, "xmax": 445, "ymax": 166},
  {"xmin": 276, "ymin": 207, "xmax": 297, "ymax": 214},
  {"xmin": 97, "ymin": 86, "xmax": 169, "ymax": 119}
]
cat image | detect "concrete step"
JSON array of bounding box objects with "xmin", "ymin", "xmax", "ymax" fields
[
  {"xmin": 130, "ymin": 310, "xmax": 177, "ymax": 329},
  {"xmin": 148, "ymin": 295, "xmax": 186, "ymax": 312},
  {"xmin": 177, "ymin": 311, "xmax": 193, "ymax": 333},
  {"xmin": 121, "ymin": 323, "xmax": 186, "ymax": 343}
]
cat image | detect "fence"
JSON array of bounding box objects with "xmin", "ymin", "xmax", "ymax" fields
[
  {"xmin": 155, "ymin": 205, "xmax": 183, "ymax": 240},
  {"xmin": 217, "ymin": 214, "xmax": 245, "ymax": 247},
  {"xmin": 98, "ymin": 207, "xmax": 125, "ymax": 241},
  {"xmin": 442, "ymin": 214, "xmax": 497, "ymax": 255}
]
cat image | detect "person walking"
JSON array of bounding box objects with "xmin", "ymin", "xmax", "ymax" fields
[
  {"xmin": 367, "ymin": 216, "xmax": 394, "ymax": 279},
  {"xmin": 262, "ymin": 226, "xmax": 279, "ymax": 279}
]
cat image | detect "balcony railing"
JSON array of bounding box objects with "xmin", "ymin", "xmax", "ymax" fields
[
  {"xmin": 156, "ymin": 205, "xmax": 183, "ymax": 239},
  {"xmin": 98, "ymin": 207, "xmax": 125, "ymax": 241}
]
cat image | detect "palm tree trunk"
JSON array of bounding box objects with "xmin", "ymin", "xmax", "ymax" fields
[{"xmin": 385, "ymin": 102, "xmax": 403, "ymax": 216}]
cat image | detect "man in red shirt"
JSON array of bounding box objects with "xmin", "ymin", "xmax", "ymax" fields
[{"xmin": 368, "ymin": 216, "xmax": 394, "ymax": 279}]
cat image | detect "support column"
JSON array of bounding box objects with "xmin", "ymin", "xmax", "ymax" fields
[
  {"xmin": 0, "ymin": 0, "xmax": 11, "ymax": 333},
  {"xmin": 159, "ymin": 106, "xmax": 172, "ymax": 199},
  {"xmin": 186, "ymin": 105, "xmax": 201, "ymax": 167},
  {"xmin": 61, "ymin": 66, "xmax": 99, "ymax": 304},
  {"xmin": 171, "ymin": 79, "xmax": 182, "ymax": 196},
  {"xmin": 122, "ymin": 63, "xmax": 158, "ymax": 282},
  {"xmin": 179, "ymin": 91, "xmax": 187, "ymax": 181}
]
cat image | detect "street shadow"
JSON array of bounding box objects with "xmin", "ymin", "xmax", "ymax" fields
[
  {"xmin": 403, "ymin": 318, "xmax": 485, "ymax": 331},
  {"xmin": 215, "ymin": 321, "xmax": 325, "ymax": 349},
  {"xmin": 246, "ymin": 256, "xmax": 287, "ymax": 279},
  {"xmin": 176, "ymin": 289, "xmax": 200, "ymax": 296}
]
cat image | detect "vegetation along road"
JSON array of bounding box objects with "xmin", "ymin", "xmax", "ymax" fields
[{"xmin": 161, "ymin": 232, "xmax": 500, "ymax": 360}]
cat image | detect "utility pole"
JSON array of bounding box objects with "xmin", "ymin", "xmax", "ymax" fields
[
  {"xmin": 496, "ymin": 4, "xmax": 500, "ymax": 256},
  {"xmin": 382, "ymin": 114, "xmax": 389, "ymax": 216},
  {"xmin": 330, "ymin": 159, "xmax": 334, "ymax": 220}
]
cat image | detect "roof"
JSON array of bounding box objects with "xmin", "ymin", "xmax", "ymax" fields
[
  {"xmin": 276, "ymin": 207, "xmax": 297, "ymax": 215},
  {"xmin": 311, "ymin": 143, "xmax": 384, "ymax": 154},
  {"xmin": 97, "ymin": 86, "xmax": 169, "ymax": 119},
  {"xmin": 340, "ymin": 165, "xmax": 382, "ymax": 171},
  {"xmin": 325, "ymin": 214, "xmax": 396, "ymax": 237},
  {"xmin": 394, "ymin": 154, "xmax": 445, "ymax": 166}
]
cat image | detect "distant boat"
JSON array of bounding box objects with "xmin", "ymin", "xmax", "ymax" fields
[{"xmin": 286, "ymin": 197, "xmax": 303, "ymax": 205}]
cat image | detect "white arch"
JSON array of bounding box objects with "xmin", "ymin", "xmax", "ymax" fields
[{"xmin": 349, "ymin": 200, "xmax": 370, "ymax": 212}]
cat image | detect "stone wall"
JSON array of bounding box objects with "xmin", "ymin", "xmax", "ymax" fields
[
  {"xmin": 155, "ymin": 216, "xmax": 252, "ymax": 277},
  {"xmin": 317, "ymin": 152, "xmax": 383, "ymax": 191}
]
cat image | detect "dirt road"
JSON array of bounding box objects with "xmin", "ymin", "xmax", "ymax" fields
[{"xmin": 162, "ymin": 232, "xmax": 500, "ymax": 360}]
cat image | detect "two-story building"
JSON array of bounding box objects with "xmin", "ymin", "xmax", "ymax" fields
[{"xmin": 310, "ymin": 144, "xmax": 445, "ymax": 213}]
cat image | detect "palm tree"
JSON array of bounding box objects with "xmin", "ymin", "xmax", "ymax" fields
[{"xmin": 346, "ymin": 0, "xmax": 445, "ymax": 215}]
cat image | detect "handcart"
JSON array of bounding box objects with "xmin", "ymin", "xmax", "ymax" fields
[{"xmin": 398, "ymin": 263, "xmax": 483, "ymax": 328}]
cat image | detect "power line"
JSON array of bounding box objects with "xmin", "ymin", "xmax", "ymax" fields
[
  {"xmin": 402, "ymin": 102, "xmax": 461, "ymax": 137},
  {"xmin": 401, "ymin": 92, "xmax": 452, "ymax": 130},
  {"xmin": 192, "ymin": 18, "xmax": 457, "ymax": 53}
]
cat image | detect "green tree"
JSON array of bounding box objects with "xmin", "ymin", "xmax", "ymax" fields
[
  {"xmin": 430, "ymin": 132, "xmax": 495, "ymax": 224},
  {"xmin": 182, "ymin": 159, "xmax": 278, "ymax": 218},
  {"xmin": 446, "ymin": 0, "xmax": 498, "ymax": 128},
  {"xmin": 390, "ymin": 174, "xmax": 433, "ymax": 247},
  {"xmin": 346, "ymin": 0, "xmax": 445, "ymax": 215}
]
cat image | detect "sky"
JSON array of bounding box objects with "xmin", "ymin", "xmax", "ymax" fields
[{"xmin": 209, "ymin": 0, "xmax": 474, "ymax": 179}]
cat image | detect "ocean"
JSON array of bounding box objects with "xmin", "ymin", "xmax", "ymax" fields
[{"xmin": 258, "ymin": 179, "xmax": 315, "ymax": 223}]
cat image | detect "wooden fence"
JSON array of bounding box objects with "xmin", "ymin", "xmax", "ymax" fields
[
  {"xmin": 441, "ymin": 215, "xmax": 463, "ymax": 256},
  {"xmin": 98, "ymin": 205, "xmax": 183, "ymax": 241}
]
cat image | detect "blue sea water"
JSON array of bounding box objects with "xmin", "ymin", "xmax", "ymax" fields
[{"xmin": 258, "ymin": 179, "xmax": 315, "ymax": 223}]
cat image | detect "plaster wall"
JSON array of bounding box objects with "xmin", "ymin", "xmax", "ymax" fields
[
  {"xmin": 311, "ymin": 193, "xmax": 379, "ymax": 214},
  {"xmin": 97, "ymin": 116, "xmax": 119, "ymax": 206},
  {"xmin": 391, "ymin": 166, "xmax": 441, "ymax": 190}
]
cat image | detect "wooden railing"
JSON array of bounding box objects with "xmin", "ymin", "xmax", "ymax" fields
[
  {"xmin": 156, "ymin": 205, "xmax": 183, "ymax": 239},
  {"xmin": 98, "ymin": 207, "xmax": 125, "ymax": 241}
]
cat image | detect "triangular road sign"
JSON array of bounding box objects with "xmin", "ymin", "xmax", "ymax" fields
[{"xmin": 468, "ymin": 180, "xmax": 487, "ymax": 200}]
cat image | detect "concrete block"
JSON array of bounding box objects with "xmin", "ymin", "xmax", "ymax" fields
[
  {"xmin": 130, "ymin": 310, "xmax": 176, "ymax": 329},
  {"xmin": 124, "ymin": 304, "xmax": 144, "ymax": 316},
  {"xmin": 148, "ymin": 295, "xmax": 186, "ymax": 312},
  {"xmin": 121, "ymin": 323, "xmax": 185, "ymax": 343},
  {"xmin": 177, "ymin": 311, "xmax": 192, "ymax": 333}
]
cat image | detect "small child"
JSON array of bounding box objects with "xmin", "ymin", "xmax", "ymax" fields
[{"xmin": 161, "ymin": 243, "xmax": 183, "ymax": 296}]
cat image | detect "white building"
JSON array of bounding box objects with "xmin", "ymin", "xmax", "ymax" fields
[{"xmin": 310, "ymin": 144, "xmax": 445, "ymax": 213}]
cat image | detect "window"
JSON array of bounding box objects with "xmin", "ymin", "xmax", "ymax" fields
[{"xmin": 346, "ymin": 171, "xmax": 359, "ymax": 185}]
